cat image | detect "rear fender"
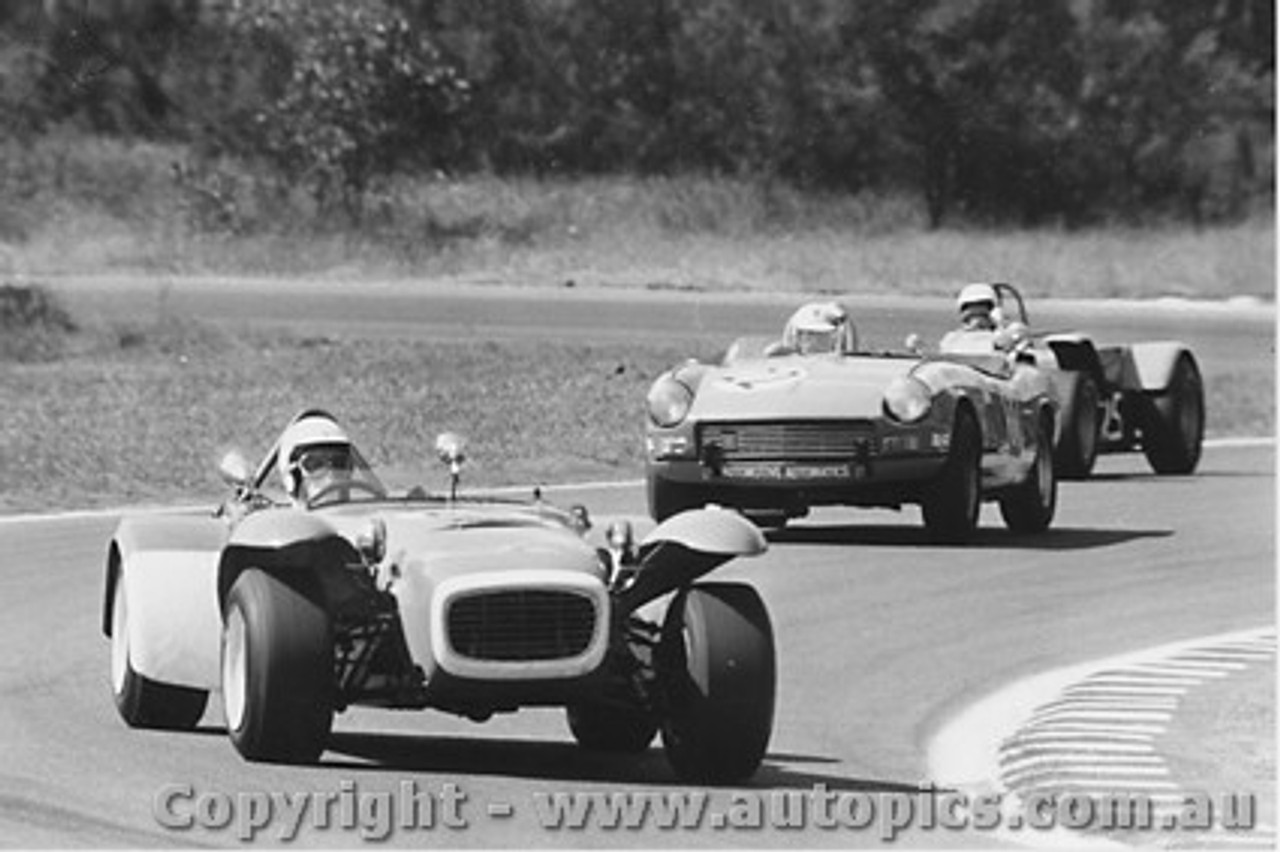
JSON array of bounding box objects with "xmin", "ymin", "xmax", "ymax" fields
[
  {"xmin": 615, "ymin": 507, "xmax": 766, "ymax": 613},
  {"xmin": 216, "ymin": 509, "xmax": 360, "ymax": 611},
  {"xmin": 1127, "ymin": 342, "xmax": 1194, "ymax": 392}
]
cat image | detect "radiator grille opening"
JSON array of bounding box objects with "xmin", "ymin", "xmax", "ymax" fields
[
  {"xmin": 446, "ymin": 590, "xmax": 596, "ymax": 662},
  {"xmin": 700, "ymin": 421, "xmax": 877, "ymax": 459}
]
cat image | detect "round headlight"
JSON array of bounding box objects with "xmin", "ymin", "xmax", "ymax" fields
[
  {"xmin": 883, "ymin": 376, "xmax": 932, "ymax": 423},
  {"xmin": 647, "ymin": 376, "xmax": 694, "ymax": 427}
]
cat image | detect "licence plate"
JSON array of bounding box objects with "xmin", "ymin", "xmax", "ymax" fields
[{"xmin": 721, "ymin": 463, "xmax": 854, "ymax": 481}]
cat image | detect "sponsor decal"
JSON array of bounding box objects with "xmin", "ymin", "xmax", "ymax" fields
[{"xmin": 720, "ymin": 463, "xmax": 863, "ymax": 481}]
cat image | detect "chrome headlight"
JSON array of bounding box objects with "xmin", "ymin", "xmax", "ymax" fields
[
  {"xmin": 883, "ymin": 377, "xmax": 932, "ymax": 423},
  {"xmin": 647, "ymin": 376, "xmax": 694, "ymax": 427}
]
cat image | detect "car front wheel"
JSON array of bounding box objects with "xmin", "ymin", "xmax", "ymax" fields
[
  {"xmin": 657, "ymin": 582, "xmax": 775, "ymax": 784},
  {"xmin": 922, "ymin": 410, "xmax": 982, "ymax": 544},
  {"xmin": 1141, "ymin": 354, "xmax": 1204, "ymax": 475},
  {"xmin": 1054, "ymin": 373, "xmax": 1100, "ymax": 479},
  {"xmin": 222, "ymin": 569, "xmax": 333, "ymax": 764},
  {"xmin": 1000, "ymin": 411, "xmax": 1057, "ymax": 533}
]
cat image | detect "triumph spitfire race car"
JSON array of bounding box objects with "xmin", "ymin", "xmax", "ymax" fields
[
  {"xmin": 644, "ymin": 302, "xmax": 1059, "ymax": 542},
  {"xmin": 939, "ymin": 282, "xmax": 1205, "ymax": 479},
  {"xmin": 103, "ymin": 410, "xmax": 776, "ymax": 783}
]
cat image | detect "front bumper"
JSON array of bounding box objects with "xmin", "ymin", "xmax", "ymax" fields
[{"xmin": 646, "ymin": 418, "xmax": 952, "ymax": 510}]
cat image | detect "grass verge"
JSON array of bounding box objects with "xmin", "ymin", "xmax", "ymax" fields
[{"xmin": 0, "ymin": 304, "xmax": 1272, "ymax": 514}]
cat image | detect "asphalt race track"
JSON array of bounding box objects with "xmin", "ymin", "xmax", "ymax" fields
[{"xmin": 1, "ymin": 280, "xmax": 1274, "ymax": 847}]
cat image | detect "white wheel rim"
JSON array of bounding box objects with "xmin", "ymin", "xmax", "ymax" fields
[
  {"xmin": 222, "ymin": 606, "xmax": 248, "ymax": 733},
  {"xmin": 110, "ymin": 581, "xmax": 129, "ymax": 695}
]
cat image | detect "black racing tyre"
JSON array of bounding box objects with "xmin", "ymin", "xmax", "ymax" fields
[
  {"xmin": 921, "ymin": 409, "xmax": 982, "ymax": 544},
  {"xmin": 110, "ymin": 575, "xmax": 209, "ymax": 730},
  {"xmin": 657, "ymin": 583, "xmax": 775, "ymax": 784},
  {"xmin": 222, "ymin": 569, "xmax": 334, "ymax": 764},
  {"xmin": 647, "ymin": 476, "xmax": 706, "ymax": 522},
  {"xmin": 1054, "ymin": 373, "xmax": 1101, "ymax": 479},
  {"xmin": 566, "ymin": 702, "xmax": 658, "ymax": 753},
  {"xmin": 1000, "ymin": 410, "xmax": 1057, "ymax": 533},
  {"xmin": 1141, "ymin": 354, "xmax": 1205, "ymax": 475}
]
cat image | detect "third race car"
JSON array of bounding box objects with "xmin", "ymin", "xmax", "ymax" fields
[{"xmin": 939, "ymin": 282, "xmax": 1205, "ymax": 479}]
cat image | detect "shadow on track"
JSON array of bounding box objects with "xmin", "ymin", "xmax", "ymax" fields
[
  {"xmin": 765, "ymin": 525, "xmax": 1172, "ymax": 550},
  {"xmin": 324, "ymin": 732, "xmax": 919, "ymax": 792}
]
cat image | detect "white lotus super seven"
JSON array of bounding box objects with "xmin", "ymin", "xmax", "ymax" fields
[{"xmin": 103, "ymin": 410, "xmax": 774, "ymax": 783}]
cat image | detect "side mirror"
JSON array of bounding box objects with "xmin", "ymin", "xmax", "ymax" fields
[
  {"xmin": 435, "ymin": 432, "xmax": 466, "ymax": 469},
  {"xmin": 218, "ymin": 449, "xmax": 252, "ymax": 488},
  {"xmin": 435, "ymin": 432, "xmax": 467, "ymax": 500}
]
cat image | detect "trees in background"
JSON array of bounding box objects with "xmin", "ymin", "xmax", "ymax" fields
[{"xmin": 1, "ymin": 0, "xmax": 1272, "ymax": 226}]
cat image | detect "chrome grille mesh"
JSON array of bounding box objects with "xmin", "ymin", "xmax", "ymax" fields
[
  {"xmin": 446, "ymin": 590, "xmax": 596, "ymax": 662},
  {"xmin": 699, "ymin": 421, "xmax": 877, "ymax": 459}
]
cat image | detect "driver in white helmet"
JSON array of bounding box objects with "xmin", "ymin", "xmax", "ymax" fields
[
  {"xmin": 780, "ymin": 301, "xmax": 856, "ymax": 355},
  {"xmin": 275, "ymin": 411, "xmax": 365, "ymax": 507},
  {"xmin": 940, "ymin": 283, "xmax": 1005, "ymax": 353},
  {"xmin": 956, "ymin": 283, "xmax": 1002, "ymax": 331}
]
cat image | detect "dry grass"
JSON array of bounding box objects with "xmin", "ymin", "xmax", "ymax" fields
[
  {"xmin": 0, "ymin": 307, "xmax": 1271, "ymax": 514},
  {"xmin": 0, "ymin": 322, "xmax": 687, "ymax": 513},
  {"xmin": 0, "ymin": 137, "xmax": 1272, "ymax": 299}
]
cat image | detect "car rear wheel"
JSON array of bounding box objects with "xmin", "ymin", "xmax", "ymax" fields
[
  {"xmin": 657, "ymin": 582, "xmax": 775, "ymax": 784},
  {"xmin": 647, "ymin": 476, "xmax": 706, "ymax": 522},
  {"xmin": 921, "ymin": 410, "xmax": 982, "ymax": 544},
  {"xmin": 110, "ymin": 575, "xmax": 209, "ymax": 730},
  {"xmin": 1141, "ymin": 354, "xmax": 1204, "ymax": 475},
  {"xmin": 222, "ymin": 569, "xmax": 333, "ymax": 764},
  {"xmin": 567, "ymin": 702, "xmax": 658, "ymax": 753},
  {"xmin": 1000, "ymin": 411, "xmax": 1057, "ymax": 533},
  {"xmin": 1054, "ymin": 373, "xmax": 1100, "ymax": 479}
]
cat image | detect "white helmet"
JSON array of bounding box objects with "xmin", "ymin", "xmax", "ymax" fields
[
  {"xmin": 957, "ymin": 283, "xmax": 998, "ymax": 313},
  {"xmin": 276, "ymin": 411, "xmax": 352, "ymax": 500},
  {"xmin": 782, "ymin": 301, "xmax": 855, "ymax": 354}
]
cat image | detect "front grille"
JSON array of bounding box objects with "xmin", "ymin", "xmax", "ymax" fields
[
  {"xmin": 447, "ymin": 590, "xmax": 596, "ymax": 662},
  {"xmin": 699, "ymin": 420, "xmax": 877, "ymax": 460}
]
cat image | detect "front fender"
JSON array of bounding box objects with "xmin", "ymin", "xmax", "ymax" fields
[
  {"xmin": 216, "ymin": 509, "xmax": 359, "ymax": 609},
  {"xmin": 104, "ymin": 514, "xmax": 228, "ymax": 636},
  {"xmin": 106, "ymin": 514, "xmax": 228, "ymax": 690},
  {"xmin": 1043, "ymin": 335, "xmax": 1104, "ymax": 379},
  {"xmin": 615, "ymin": 507, "xmax": 767, "ymax": 613}
]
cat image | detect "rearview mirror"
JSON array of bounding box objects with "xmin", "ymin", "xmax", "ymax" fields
[{"xmin": 218, "ymin": 449, "xmax": 252, "ymax": 487}]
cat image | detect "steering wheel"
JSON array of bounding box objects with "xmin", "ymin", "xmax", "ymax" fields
[{"xmin": 306, "ymin": 480, "xmax": 385, "ymax": 508}]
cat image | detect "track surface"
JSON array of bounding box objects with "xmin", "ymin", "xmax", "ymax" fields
[
  {"xmin": 0, "ymin": 443, "xmax": 1271, "ymax": 847},
  {"xmin": 52, "ymin": 274, "xmax": 1273, "ymax": 378},
  {"xmin": 2, "ymin": 280, "xmax": 1273, "ymax": 846}
]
